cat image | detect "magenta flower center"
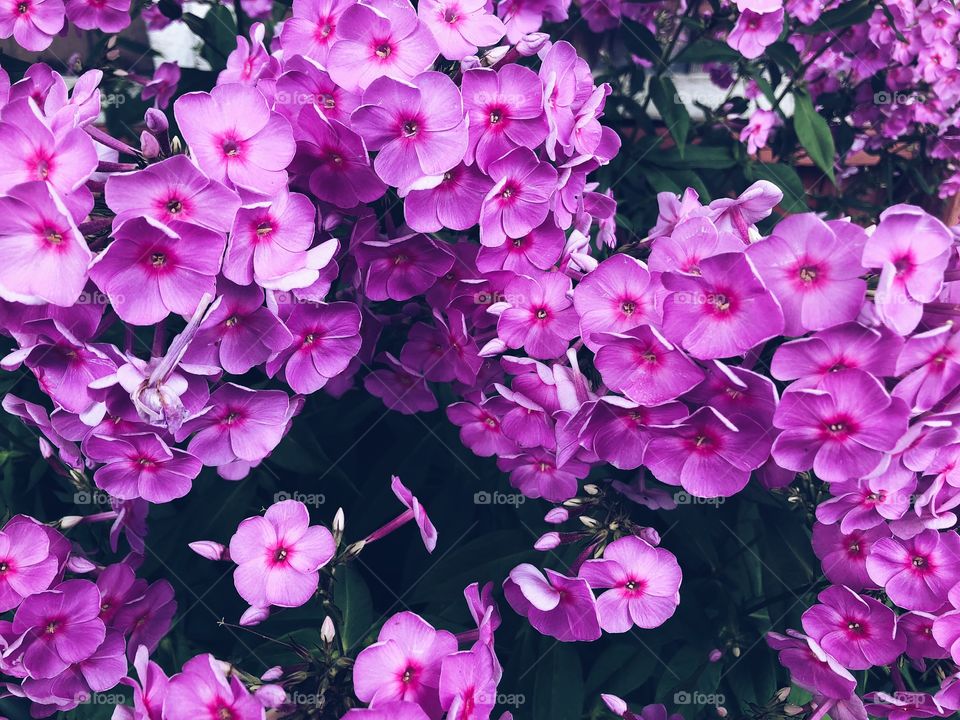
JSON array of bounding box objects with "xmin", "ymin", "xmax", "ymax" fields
[
  {"xmin": 621, "ymin": 300, "xmax": 636, "ymax": 315},
  {"xmin": 151, "ymin": 252, "xmax": 167, "ymax": 268},
  {"xmin": 0, "ymin": 561, "xmax": 8, "ymax": 573},
  {"xmin": 273, "ymin": 546, "xmax": 289, "ymax": 563},
  {"xmin": 43, "ymin": 227, "xmax": 63, "ymax": 246},
  {"xmin": 16, "ymin": 0, "xmax": 28, "ymax": 13},
  {"xmin": 374, "ymin": 41, "xmax": 393, "ymax": 59},
  {"xmin": 402, "ymin": 119, "xmax": 419, "ymax": 138},
  {"xmin": 821, "ymin": 414, "xmax": 858, "ymax": 440},
  {"xmin": 166, "ymin": 198, "xmax": 183, "ymax": 214},
  {"xmin": 220, "ymin": 136, "xmax": 243, "ymax": 158},
  {"xmin": 844, "ymin": 618, "xmax": 868, "ymax": 637},
  {"xmin": 534, "ymin": 307, "xmax": 549, "ymax": 320},
  {"xmin": 489, "ymin": 108, "xmax": 504, "ymax": 125}
]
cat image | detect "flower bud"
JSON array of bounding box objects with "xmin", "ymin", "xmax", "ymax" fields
[
  {"xmin": 517, "ymin": 32, "xmax": 550, "ymax": 56},
  {"xmin": 140, "ymin": 131, "xmax": 160, "ymax": 159},
  {"xmin": 534, "ymin": 532, "xmax": 560, "ymax": 550},
  {"xmin": 638, "ymin": 527, "xmax": 661, "ymax": 547},
  {"xmin": 579, "ymin": 516, "xmax": 599, "ymax": 529},
  {"xmin": 332, "ymin": 507, "xmax": 345, "ymax": 545},
  {"xmin": 583, "ymin": 483, "xmax": 600, "ymax": 496},
  {"xmin": 544, "ymin": 507, "xmax": 568, "ymax": 524},
  {"xmin": 460, "ymin": 55, "xmax": 482, "ymax": 72},
  {"xmin": 321, "ymin": 615, "xmax": 336, "ymax": 643},
  {"xmin": 145, "ymin": 107, "xmax": 169, "ymax": 134},
  {"xmin": 189, "ymin": 540, "xmax": 229, "ymax": 561},
  {"xmin": 708, "ymin": 648, "xmax": 723, "ymax": 662}
]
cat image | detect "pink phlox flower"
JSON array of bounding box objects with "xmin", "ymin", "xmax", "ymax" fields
[
  {"xmin": 326, "ymin": 0, "xmax": 439, "ymax": 92},
  {"xmin": 578, "ymin": 535, "xmax": 681, "ymax": 632},
  {"xmin": 504, "ymin": 563, "xmax": 601, "ymax": 642},
  {"xmin": 228, "ymin": 499, "xmax": 335, "ymax": 610},
  {"xmin": 353, "ymin": 611, "xmax": 457, "ymax": 718}
]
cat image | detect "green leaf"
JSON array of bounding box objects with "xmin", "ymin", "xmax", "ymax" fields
[
  {"xmin": 673, "ymin": 38, "xmax": 740, "ymax": 64},
  {"xmin": 333, "ymin": 565, "xmax": 374, "ymax": 653},
  {"xmin": 622, "ymin": 20, "xmax": 661, "ymax": 64},
  {"xmin": 800, "ymin": 0, "xmax": 874, "ymax": 33},
  {"xmin": 533, "ymin": 642, "xmax": 584, "ymax": 720},
  {"xmin": 792, "ymin": 91, "xmax": 836, "ymax": 183},
  {"xmin": 650, "ymin": 77, "xmax": 690, "ymax": 157},
  {"xmin": 746, "ymin": 163, "xmax": 807, "ymax": 213}
]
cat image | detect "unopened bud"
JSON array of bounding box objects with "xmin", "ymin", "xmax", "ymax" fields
[
  {"xmin": 332, "ymin": 507, "xmax": 345, "ymax": 545},
  {"xmin": 731, "ymin": 646, "xmax": 741, "ymax": 657},
  {"xmin": 775, "ymin": 687, "xmax": 792, "ymax": 703},
  {"xmin": 534, "ymin": 532, "xmax": 560, "ymax": 551},
  {"xmin": 544, "ymin": 507, "xmax": 568, "ymax": 524},
  {"xmin": 140, "ymin": 131, "xmax": 160, "ymax": 158},
  {"xmin": 321, "ymin": 616, "xmax": 336, "ymax": 643},
  {"xmin": 145, "ymin": 108, "xmax": 169, "ymax": 134},
  {"xmin": 708, "ymin": 648, "xmax": 723, "ymax": 662},
  {"xmin": 784, "ymin": 705, "xmax": 804, "ymax": 716},
  {"xmin": 583, "ymin": 484, "xmax": 600, "ymax": 496},
  {"xmin": 638, "ymin": 527, "xmax": 661, "ymax": 546},
  {"xmin": 170, "ymin": 136, "xmax": 182, "ymax": 154},
  {"xmin": 344, "ymin": 540, "xmax": 365, "ymax": 559},
  {"xmin": 460, "ymin": 55, "xmax": 482, "ymax": 72},
  {"xmin": 579, "ymin": 516, "xmax": 599, "ymax": 529},
  {"xmin": 482, "ymin": 45, "xmax": 510, "ymax": 66},
  {"xmin": 716, "ymin": 707, "xmax": 727, "ymax": 718},
  {"xmin": 516, "ymin": 32, "xmax": 550, "ymax": 56},
  {"xmin": 59, "ymin": 515, "xmax": 84, "ymax": 530},
  {"xmin": 563, "ymin": 498, "xmax": 584, "ymax": 508}
]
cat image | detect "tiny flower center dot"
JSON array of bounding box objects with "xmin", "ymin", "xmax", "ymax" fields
[
  {"xmin": 274, "ymin": 547, "xmax": 288, "ymax": 562},
  {"xmin": 45, "ymin": 229, "xmax": 62, "ymax": 245},
  {"xmin": 402, "ymin": 120, "xmax": 419, "ymax": 137},
  {"xmin": 799, "ymin": 266, "xmax": 818, "ymax": 283},
  {"xmin": 256, "ymin": 222, "xmax": 273, "ymax": 237},
  {"xmin": 489, "ymin": 109, "xmax": 503, "ymax": 124},
  {"xmin": 45, "ymin": 621, "xmax": 58, "ymax": 634},
  {"xmin": 166, "ymin": 199, "xmax": 183, "ymax": 214},
  {"xmin": 151, "ymin": 253, "xmax": 167, "ymax": 267},
  {"xmin": 17, "ymin": 2, "xmax": 28, "ymax": 12},
  {"xmin": 375, "ymin": 43, "xmax": 392, "ymax": 58},
  {"xmin": 913, "ymin": 556, "xmax": 927, "ymax": 567},
  {"xmin": 535, "ymin": 308, "xmax": 548, "ymax": 319},
  {"xmin": 621, "ymin": 300, "xmax": 636, "ymax": 315},
  {"xmin": 222, "ymin": 140, "xmax": 240, "ymax": 157},
  {"xmin": 225, "ymin": 316, "xmax": 239, "ymax": 327},
  {"xmin": 0, "ymin": 562, "xmax": 7, "ymax": 572}
]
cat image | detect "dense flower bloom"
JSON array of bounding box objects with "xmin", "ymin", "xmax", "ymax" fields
[
  {"xmin": 229, "ymin": 499, "xmax": 335, "ymax": 609},
  {"xmin": 0, "ymin": 0, "xmax": 64, "ymax": 51},
  {"xmin": 578, "ymin": 536, "xmax": 681, "ymax": 632},
  {"xmin": 419, "ymin": 0, "xmax": 505, "ymax": 60},
  {"xmin": 279, "ymin": 0, "xmax": 353, "ymax": 64}
]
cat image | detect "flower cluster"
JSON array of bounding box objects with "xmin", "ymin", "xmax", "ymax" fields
[{"xmin": 0, "ymin": 513, "xmax": 174, "ymax": 714}]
